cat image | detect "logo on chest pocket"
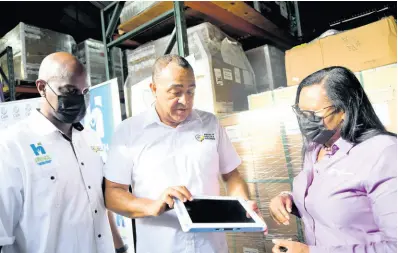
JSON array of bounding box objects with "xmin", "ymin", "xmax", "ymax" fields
[
  {"xmin": 195, "ymin": 133, "xmax": 215, "ymax": 142},
  {"xmin": 30, "ymin": 143, "xmax": 53, "ymax": 165}
]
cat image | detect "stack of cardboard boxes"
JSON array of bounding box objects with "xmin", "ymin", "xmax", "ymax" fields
[
  {"xmin": 124, "ymin": 22, "xmax": 257, "ymax": 118},
  {"xmin": 219, "ymin": 107, "xmax": 303, "ymax": 252}
]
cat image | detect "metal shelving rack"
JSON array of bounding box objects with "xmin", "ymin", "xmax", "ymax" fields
[
  {"xmin": 0, "ymin": 47, "xmax": 15, "ymax": 101},
  {"xmin": 100, "ymin": 1, "xmax": 189, "ymax": 82},
  {"xmin": 0, "ymin": 46, "xmax": 40, "ymax": 102}
]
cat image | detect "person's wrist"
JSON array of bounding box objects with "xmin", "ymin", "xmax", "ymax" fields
[
  {"xmin": 115, "ymin": 244, "xmax": 128, "ymax": 253},
  {"xmin": 145, "ymin": 199, "xmax": 157, "ymax": 217}
]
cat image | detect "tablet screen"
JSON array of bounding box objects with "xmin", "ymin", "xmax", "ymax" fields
[{"xmin": 184, "ymin": 199, "xmax": 256, "ymax": 223}]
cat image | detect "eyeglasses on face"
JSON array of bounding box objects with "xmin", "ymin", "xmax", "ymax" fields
[{"xmin": 292, "ymin": 104, "xmax": 337, "ymax": 122}]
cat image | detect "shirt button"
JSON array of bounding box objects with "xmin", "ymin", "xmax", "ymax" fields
[
  {"xmin": 95, "ymin": 210, "xmax": 98, "ymax": 213},
  {"xmin": 88, "ymin": 186, "xmax": 91, "ymax": 189},
  {"xmin": 98, "ymin": 234, "xmax": 101, "ymax": 238},
  {"xmin": 50, "ymin": 176, "xmax": 55, "ymax": 180},
  {"xmin": 81, "ymin": 162, "xmax": 84, "ymax": 166}
]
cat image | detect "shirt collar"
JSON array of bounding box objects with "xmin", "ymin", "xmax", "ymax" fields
[
  {"xmin": 30, "ymin": 109, "xmax": 84, "ymax": 136},
  {"xmin": 310, "ymin": 137, "xmax": 355, "ymax": 163},
  {"xmin": 143, "ymin": 105, "xmax": 201, "ymax": 128},
  {"xmin": 332, "ymin": 137, "xmax": 355, "ymax": 155}
]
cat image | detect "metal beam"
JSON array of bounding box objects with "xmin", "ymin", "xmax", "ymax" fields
[
  {"xmin": 0, "ymin": 67, "xmax": 9, "ymax": 86},
  {"xmin": 163, "ymin": 27, "xmax": 177, "ymax": 55},
  {"xmin": 105, "ymin": 1, "xmax": 125, "ymax": 38},
  {"xmin": 294, "ymin": 1, "xmax": 303, "ymax": 38},
  {"xmin": 0, "ymin": 48, "xmax": 8, "ymax": 59},
  {"xmin": 173, "ymin": 1, "xmax": 189, "ymax": 57},
  {"xmin": 107, "ymin": 9, "xmax": 175, "ymax": 49},
  {"xmin": 6, "ymin": 47, "xmax": 15, "ymax": 101},
  {"xmin": 101, "ymin": 9, "xmax": 111, "ymax": 80},
  {"xmin": 90, "ymin": 1, "xmax": 106, "ymax": 9},
  {"xmin": 103, "ymin": 1, "xmax": 119, "ymax": 12},
  {"xmin": 15, "ymin": 86, "xmax": 39, "ymax": 94},
  {"xmin": 253, "ymin": 1, "xmax": 261, "ymax": 12},
  {"xmin": 112, "ymin": 34, "xmax": 141, "ymax": 47}
]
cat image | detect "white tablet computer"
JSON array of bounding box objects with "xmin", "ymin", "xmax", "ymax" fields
[{"xmin": 174, "ymin": 195, "xmax": 267, "ymax": 233}]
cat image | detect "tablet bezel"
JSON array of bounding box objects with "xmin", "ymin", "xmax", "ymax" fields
[{"xmin": 174, "ymin": 195, "xmax": 267, "ymax": 232}]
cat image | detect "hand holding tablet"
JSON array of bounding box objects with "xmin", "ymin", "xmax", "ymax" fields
[
  {"xmin": 148, "ymin": 186, "xmax": 193, "ymax": 216},
  {"xmin": 174, "ymin": 195, "xmax": 267, "ymax": 233}
]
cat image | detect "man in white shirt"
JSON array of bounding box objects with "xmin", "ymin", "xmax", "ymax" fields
[
  {"xmin": 0, "ymin": 52, "xmax": 127, "ymax": 253},
  {"xmin": 104, "ymin": 54, "xmax": 266, "ymax": 253}
]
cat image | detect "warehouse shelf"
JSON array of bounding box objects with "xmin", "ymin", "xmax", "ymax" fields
[
  {"xmin": 0, "ymin": 46, "xmax": 41, "ymax": 101},
  {"xmin": 101, "ymin": 1, "xmax": 189, "ymax": 81},
  {"xmin": 117, "ymin": 1, "xmax": 295, "ymax": 48},
  {"xmin": 15, "ymin": 85, "xmax": 39, "ymax": 94},
  {"xmin": 100, "ymin": 1, "xmax": 297, "ymax": 80}
]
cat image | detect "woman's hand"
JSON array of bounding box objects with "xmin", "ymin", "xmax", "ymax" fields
[
  {"xmin": 272, "ymin": 239, "xmax": 309, "ymax": 253},
  {"xmin": 269, "ymin": 193, "xmax": 293, "ymax": 225}
]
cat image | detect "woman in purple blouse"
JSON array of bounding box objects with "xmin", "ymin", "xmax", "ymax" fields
[{"xmin": 270, "ymin": 66, "xmax": 397, "ymax": 253}]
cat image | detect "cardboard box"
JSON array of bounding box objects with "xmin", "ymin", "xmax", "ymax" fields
[
  {"xmin": 285, "ymin": 16, "xmax": 397, "ymax": 86},
  {"xmin": 248, "ymin": 85, "xmax": 299, "ymax": 111},
  {"xmin": 322, "ymin": 17, "xmax": 397, "ymax": 71},
  {"xmin": 362, "ymin": 64, "xmax": 397, "ymax": 133},
  {"xmin": 285, "ymin": 41, "xmax": 324, "ymax": 86},
  {"xmin": 220, "ymin": 110, "xmax": 304, "ymax": 251},
  {"xmin": 124, "ymin": 22, "xmax": 256, "ymax": 117}
]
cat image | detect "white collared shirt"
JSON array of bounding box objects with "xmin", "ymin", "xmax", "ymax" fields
[
  {"xmin": 0, "ymin": 110, "xmax": 114, "ymax": 253},
  {"xmin": 104, "ymin": 107, "xmax": 241, "ymax": 253}
]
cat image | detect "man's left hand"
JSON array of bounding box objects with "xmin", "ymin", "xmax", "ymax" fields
[
  {"xmin": 246, "ymin": 200, "xmax": 268, "ymax": 235},
  {"xmin": 272, "ymin": 239, "xmax": 309, "ymax": 253}
]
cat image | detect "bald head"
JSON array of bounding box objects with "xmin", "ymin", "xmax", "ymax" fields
[
  {"xmin": 38, "ymin": 52, "xmax": 87, "ymax": 82},
  {"xmin": 36, "ymin": 52, "xmax": 90, "ymax": 124},
  {"xmin": 152, "ymin": 54, "xmax": 193, "ymax": 84}
]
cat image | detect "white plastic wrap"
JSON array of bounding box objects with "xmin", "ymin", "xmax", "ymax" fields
[
  {"xmin": 74, "ymin": 39, "xmax": 124, "ymax": 90},
  {"xmin": 0, "ymin": 97, "xmax": 42, "ymax": 130},
  {"xmin": 219, "ymin": 106, "xmax": 305, "ymax": 250},
  {"xmin": 124, "ymin": 22, "xmax": 257, "ymax": 117},
  {"xmin": 246, "ymin": 45, "xmax": 287, "ymax": 92},
  {"xmin": 119, "ymin": 1, "xmax": 158, "ymax": 24},
  {"xmin": 0, "ymin": 22, "xmax": 75, "ymax": 82}
]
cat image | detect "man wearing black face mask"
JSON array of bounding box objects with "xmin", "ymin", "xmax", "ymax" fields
[{"xmin": 0, "ymin": 52, "xmax": 128, "ymax": 253}]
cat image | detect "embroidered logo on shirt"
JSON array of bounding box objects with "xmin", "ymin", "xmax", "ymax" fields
[
  {"xmin": 30, "ymin": 143, "xmax": 52, "ymax": 165},
  {"xmin": 91, "ymin": 145, "xmax": 103, "ymax": 153},
  {"xmin": 195, "ymin": 133, "xmax": 215, "ymax": 142}
]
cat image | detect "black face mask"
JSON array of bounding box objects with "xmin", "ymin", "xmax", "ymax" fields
[
  {"xmin": 45, "ymin": 84, "xmax": 88, "ymax": 124},
  {"xmin": 297, "ymin": 114, "xmax": 337, "ymax": 144}
]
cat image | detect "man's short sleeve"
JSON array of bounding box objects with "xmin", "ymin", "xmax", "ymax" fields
[
  {"xmin": 103, "ymin": 122, "xmax": 133, "ymax": 186},
  {"xmin": 216, "ymin": 120, "xmax": 242, "ymax": 175},
  {"xmin": 0, "ymin": 141, "xmax": 23, "ymax": 246}
]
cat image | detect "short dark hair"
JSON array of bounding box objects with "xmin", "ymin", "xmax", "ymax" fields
[
  {"xmin": 296, "ymin": 66, "xmax": 396, "ymax": 151},
  {"xmin": 152, "ymin": 54, "xmax": 194, "ymax": 84}
]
